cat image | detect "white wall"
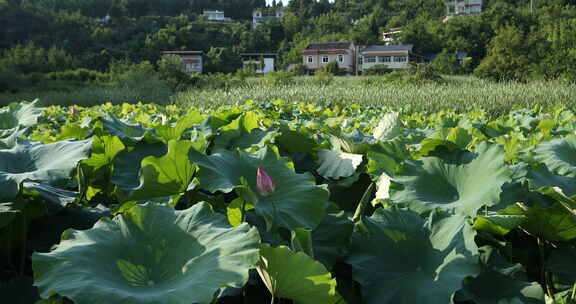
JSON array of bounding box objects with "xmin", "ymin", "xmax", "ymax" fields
[{"xmin": 303, "ymin": 53, "xmax": 353, "ymax": 72}]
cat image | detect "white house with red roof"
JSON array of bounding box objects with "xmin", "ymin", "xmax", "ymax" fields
[{"xmin": 302, "ymin": 42, "xmax": 356, "ymax": 74}]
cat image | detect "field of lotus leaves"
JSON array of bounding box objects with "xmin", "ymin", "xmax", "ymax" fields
[{"xmin": 1, "ymin": 100, "xmax": 575, "ymax": 304}]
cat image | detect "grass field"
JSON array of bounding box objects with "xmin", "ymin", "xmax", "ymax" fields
[
  {"xmin": 2, "ymin": 75, "xmax": 575, "ymax": 116},
  {"xmin": 174, "ymin": 76, "xmax": 576, "ymax": 116}
]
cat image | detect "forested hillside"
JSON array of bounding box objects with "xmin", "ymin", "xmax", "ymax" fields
[{"xmin": 1, "ymin": 0, "xmax": 575, "ymax": 80}]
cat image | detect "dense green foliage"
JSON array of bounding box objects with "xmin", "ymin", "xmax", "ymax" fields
[{"xmin": 1, "ymin": 100, "xmax": 576, "ymax": 303}]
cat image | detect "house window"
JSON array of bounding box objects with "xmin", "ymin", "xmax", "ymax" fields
[
  {"xmin": 322, "ymin": 56, "xmax": 329, "ymax": 63},
  {"xmin": 364, "ymin": 56, "xmax": 376, "ymax": 63},
  {"xmin": 307, "ymin": 56, "xmax": 313, "ymax": 63},
  {"xmin": 378, "ymin": 56, "xmax": 392, "ymax": 63},
  {"xmin": 338, "ymin": 54, "xmax": 344, "ymax": 62},
  {"xmin": 394, "ymin": 56, "xmax": 407, "ymax": 62}
]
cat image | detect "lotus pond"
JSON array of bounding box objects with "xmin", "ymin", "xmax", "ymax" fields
[{"xmin": 1, "ymin": 100, "xmax": 575, "ymax": 304}]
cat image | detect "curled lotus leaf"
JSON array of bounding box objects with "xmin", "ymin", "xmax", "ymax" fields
[
  {"xmin": 32, "ymin": 203, "xmax": 261, "ymax": 304},
  {"xmin": 533, "ymin": 135, "xmax": 576, "ymax": 177},
  {"xmin": 0, "ymin": 139, "xmax": 92, "ymax": 199},
  {"xmin": 0, "ymin": 101, "xmax": 42, "ymax": 130},
  {"xmin": 391, "ymin": 142, "xmax": 511, "ymax": 216}
]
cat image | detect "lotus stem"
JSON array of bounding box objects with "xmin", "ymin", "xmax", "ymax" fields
[
  {"xmin": 19, "ymin": 214, "xmax": 27, "ymax": 276},
  {"xmin": 537, "ymin": 238, "xmax": 556, "ymax": 304},
  {"xmin": 352, "ymin": 182, "xmax": 375, "ymax": 222}
]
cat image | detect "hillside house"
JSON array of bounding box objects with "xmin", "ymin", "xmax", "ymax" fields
[
  {"xmin": 162, "ymin": 51, "xmax": 203, "ymax": 74},
  {"xmin": 446, "ymin": 0, "xmax": 482, "ymax": 16},
  {"xmin": 241, "ymin": 53, "xmax": 275, "ymax": 74},
  {"xmin": 203, "ymin": 10, "xmax": 233, "ymax": 22},
  {"xmin": 252, "ymin": 9, "xmax": 284, "ymax": 29},
  {"xmin": 382, "ymin": 28, "xmax": 402, "ymax": 45},
  {"xmin": 359, "ymin": 45, "xmax": 422, "ymax": 72},
  {"xmin": 302, "ymin": 42, "xmax": 356, "ymax": 74}
]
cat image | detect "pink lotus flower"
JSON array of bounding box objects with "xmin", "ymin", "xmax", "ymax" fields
[
  {"xmin": 256, "ymin": 168, "xmax": 276, "ymax": 196},
  {"xmin": 69, "ymin": 107, "xmax": 79, "ymax": 116}
]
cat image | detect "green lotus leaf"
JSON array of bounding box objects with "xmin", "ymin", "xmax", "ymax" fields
[
  {"xmin": 317, "ymin": 149, "xmax": 363, "ymax": 179},
  {"xmin": 226, "ymin": 197, "xmax": 254, "ymax": 227},
  {"xmin": 366, "ymin": 138, "xmax": 409, "ymax": 178},
  {"xmin": 291, "ymin": 227, "xmax": 314, "ymax": 257},
  {"xmin": 311, "ymin": 211, "xmax": 354, "ymax": 269},
  {"xmin": 22, "ymin": 181, "xmax": 78, "ymax": 214},
  {"xmin": 111, "ymin": 142, "xmax": 167, "ymax": 191},
  {"xmin": 257, "ymin": 244, "xmax": 340, "ymax": 304},
  {"xmin": 446, "ymin": 127, "xmax": 473, "ymax": 148},
  {"xmin": 276, "ymin": 123, "xmax": 318, "ymax": 154},
  {"xmin": 189, "ymin": 147, "xmax": 330, "ymax": 230},
  {"xmin": 99, "ymin": 116, "xmax": 159, "ymax": 144},
  {"xmin": 33, "ymin": 202, "xmax": 261, "ymax": 304},
  {"xmin": 520, "ymin": 203, "xmax": 576, "ymax": 242},
  {"xmin": 462, "ymin": 246, "xmax": 544, "ymax": 304},
  {"xmin": 415, "ymin": 138, "xmax": 460, "ymax": 158},
  {"xmin": 79, "ymin": 135, "xmax": 126, "ymax": 200},
  {"xmin": 374, "ymin": 172, "xmax": 392, "ymax": 202},
  {"xmin": 391, "ymin": 143, "xmax": 511, "ymax": 216},
  {"xmin": 222, "ymin": 128, "xmax": 278, "ymax": 152},
  {"xmin": 0, "ymin": 101, "xmax": 42, "ymax": 130},
  {"xmin": 533, "ymin": 135, "xmax": 576, "ymax": 177},
  {"xmin": 527, "ymin": 164, "xmax": 576, "ymax": 196},
  {"xmin": 155, "ymin": 109, "xmax": 204, "ymax": 142},
  {"xmin": 372, "ymin": 112, "xmax": 401, "ymax": 141},
  {"xmin": 0, "ymin": 127, "xmax": 28, "ymax": 149},
  {"xmin": 117, "ymin": 140, "xmax": 196, "ymax": 202},
  {"xmin": 0, "ymin": 139, "xmax": 92, "ymax": 199},
  {"xmin": 473, "ymin": 215, "xmax": 526, "ymax": 236},
  {"xmin": 212, "ymin": 111, "xmax": 262, "ymax": 151},
  {"xmin": 347, "ymin": 208, "xmax": 479, "ymax": 304}
]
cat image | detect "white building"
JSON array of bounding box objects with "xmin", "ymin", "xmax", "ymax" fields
[
  {"xmin": 446, "ymin": 0, "xmax": 483, "ymax": 16},
  {"xmin": 241, "ymin": 53, "xmax": 276, "ymax": 74},
  {"xmin": 252, "ymin": 9, "xmax": 284, "ymax": 29},
  {"xmin": 203, "ymin": 10, "xmax": 233, "ymax": 22},
  {"xmin": 302, "ymin": 42, "xmax": 356, "ymax": 74},
  {"xmin": 359, "ymin": 45, "xmax": 420, "ymax": 71},
  {"xmin": 382, "ymin": 28, "xmax": 402, "ymax": 45},
  {"xmin": 161, "ymin": 51, "xmax": 203, "ymax": 74}
]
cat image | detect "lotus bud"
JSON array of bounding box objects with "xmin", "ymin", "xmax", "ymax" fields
[{"xmin": 256, "ymin": 168, "xmax": 276, "ymax": 196}]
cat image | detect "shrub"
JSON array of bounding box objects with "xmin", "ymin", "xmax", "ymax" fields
[
  {"xmin": 157, "ymin": 54, "xmax": 192, "ymax": 91},
  {"xmin": 363, "ymin": 64, "xmax": 392, "ymax": 76},
  {"xmin": 0, "ymin": 42, "xmax": 76, "ymax": 74},
  {"xmin": 264, "ymin": 70, "xmax": 295, "ymax": 86},
  {"xmin": 311, "ymin": 69, "xmax": 334, "ymax": 86},
  {"xmin": 198, "ymin": 73, "xmax": 244, "ymax": 89},
  {"xmin": 321, "ymin": 61, "xmax": 346, "ymax": 76},
  {"xmin": 412, "ymin": 64, "xmax": 442, "ymax": 81},
  {"xmin": 46, "ymin": 69, "xmax": 110, "ymax": 83},
  {"xmin": 235, "ymin": 67, "xmax": 258, "ymax": 80},
  {"xmin": 290, "ymin": 63, "xmax": 308, "ymax": 76},
  {"xmin": 430, "ymin": 51, "xmax": 463, "ymax": 75}
]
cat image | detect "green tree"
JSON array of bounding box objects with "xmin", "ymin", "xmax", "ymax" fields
[
  {"xmin": 474, "ymin": 25, "xmax": 538, "ymax": 81},
  {"xmin": 204, "ymin": 47, "xmax": 242, "ymax": 74}
]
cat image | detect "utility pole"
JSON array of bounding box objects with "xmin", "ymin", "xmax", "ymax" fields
[{"xmin": 530, "ymin": 0, "xmax": 533, "ymax": 14}]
